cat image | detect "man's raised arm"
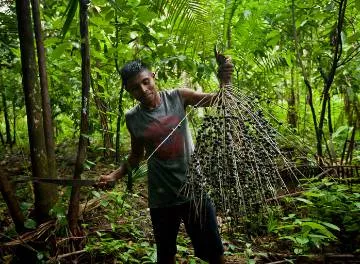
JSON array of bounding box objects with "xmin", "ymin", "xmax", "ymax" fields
[
  {"xmin": 178, "ymin": 58, "xmax": 233, "ymax": 108},
  {"xmin": 178, "ymin": 88, "xmax": 219, "ymax": 107}
]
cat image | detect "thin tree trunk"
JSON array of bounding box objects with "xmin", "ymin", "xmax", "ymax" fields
[
  {"xmin": 91, "ymin": 75, "xmax": 112, "ymax": 157},
  {"xmin": 327, "ymin": 99, "xmax": 333, "ymax": 135},
  {"xmin": 235, "ymin": 66, "xmax": 240, "ymax": 91},
  {"xmin": 323, "ymin": 134, "xmax": 334, "ymax": 165},
  {"xmin": 2, "ymin": 91, "xmax": 12, "ymax": 145},
  {"xmin": 317, "ymin": 0, "xmax": 347, "ymax": 159},
  {"xmin": 226, "ymin": 24, "xmax": 231, "ymax": 49},
  {"xmin": 114, "ymin": 15, "xmax": 124, "ymax": 164},
  {"xmin": 12, "ymin": 97, "xmax": 16, "ymax": 145},
  {"xmin": 115, "ymin": 84, "xmax": 124, "ymax": 164},
  {"xmin": 68, "ymin": 0, "xmax": 91, "ymax": 235},
  {"xmin": 340, "ymin": 125, "xmax": 350, "ymax": 165},
  {"xmin": 345, "ymin": 123, "xmax": 356, "ymax": 164},
  {"xmin": 291, "ymin": 0, "xmax": 322, "ymax": 161},
  {"xmin": 16, "ymin": 0, "xmax": 55, "ymax": 222},
  {"xmin": 0, "ymin": 129, "xmax": 4, "ymax": 145},
  {"xmin": 327, "ymin": 98, "xmax": 336, "ymax": 164},
  {"xmin": 31, "ymin": 0, "xmax": 57, "ymax": 184},
  {"xmin": 0, "ymin": 173, "xmax": 25, "ymax": 233},
  {"xmin": 287, "ymin": 67, "xmax": 297, "ymax": 128},
  {"xmin": 0, "ymin": 101, "xmax": 3, "ymax": 145},
  {"xmin": 224, "ymin": 0, "xmax": 239, "ymax": 49}
]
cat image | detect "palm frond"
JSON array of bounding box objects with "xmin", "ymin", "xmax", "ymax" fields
[
  {"xmin": 253, "ymin": 48, "xmax": 289, "ymax": 73},
  {"xmin": 61, "ymin": 0, "xmax": 78, "ymax": 38},
  {"xmin": 145, "ymin": 0, "xmax": 208, "ymax": 40}
]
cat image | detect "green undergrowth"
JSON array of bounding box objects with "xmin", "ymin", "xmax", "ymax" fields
[
  {"xmin": 83, "ymin": 187, "xmax": 207, "ymax": 263},
  {"xmin": 235, "ymin": 177, "xmax": 360, "ymax": 257},
  {"xmin": 1, "ymin": 167, "xmax": 360, "ymax": 263},
  {"xmin": 82, "ymin": 177, "xmax": 360, "ymax": 262}
]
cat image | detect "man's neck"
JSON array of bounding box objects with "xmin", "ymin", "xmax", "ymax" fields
[{"xmin": 142, "ymin": 92, "xmax": 161, "ymax": 110}]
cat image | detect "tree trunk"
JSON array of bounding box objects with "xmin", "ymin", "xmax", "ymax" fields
[
  {"xmin": 1, "ymin": 91, "xmax": 12, "ymax": 145},
  {"xmin": 291, "ymin": 0, "xmax": 322, "ymax": 161},
  {"xmin": 12, "ymin": 97, "xmax": 16, "ymax": 145},
  {"xmin": 92, "ymin": 75, "xmax": 112, "ymax": 158},
  {"xmin": 0, "ymin": 101, "xmax": 4, "ymax": 145},
  {"xmin": 0, "ymin": 172, "xmax": 25, "ymax": 233},
  {"xmin": 16, "ymin": 0, "xmax": 56, "ymax": 223},
  {"xmin": 327, "ymin": 99, "xmax": 333, "ymax": 135},
  {"xmin": 317, "ymin": 0, "xmax": 347, "ymax": 160},
  {"xmin": 345, "ymin": 123, "xmax": 356, "ymax": 164},
  {"xmin": 327, "ymin": 98, "xmax": 336, "ymax": 164},
  {"xmin": 0, "ymin": 129, "xmax": 4, "ymax": 145},
  {"xmin": 68, "ymin": 0, "xmax": 91, "ymax": 235},
  {"xmin": 287, "ymin": 67, "xmax": 297, "ymax": 128},
  {"xmin": 31, "ymin": 0, "xmax": 58, "ymax": 184},
  {"xmin": 114, "ymin": 15, "xmax": 124, "ymax": 164},
  {"xmin": 115, "ymin": 85, "xmax": 125, "ymax": 163}
]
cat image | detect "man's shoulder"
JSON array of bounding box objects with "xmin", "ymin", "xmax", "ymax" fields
[
  {"xmin": 160, "ymin": 89, "xmax": 181, "ymax": 101},
  {"xmin": 125, "ymin": 105, "xmax": 140, "ymax": 119},
  {"xmin": 161, "ymin": 88, "xmax": 178, "ymax": 96}
]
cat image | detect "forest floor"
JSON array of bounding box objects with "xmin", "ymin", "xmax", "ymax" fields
[
  {"xmin": 0, "ymin": 147, "xmax": 248, "ymax": 263},
  {"xmin": 1, "ymin": 145, "xmax": 360, "ymax": 263}
]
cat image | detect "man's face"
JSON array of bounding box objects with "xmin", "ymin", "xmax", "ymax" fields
[{"xmin": 125, "ymin": 70, "xmax": 157, "ymax": 106}]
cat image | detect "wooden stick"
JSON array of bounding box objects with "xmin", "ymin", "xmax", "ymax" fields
[{"xmin": 47, "ymin": 249, "xmax": 87, "ymax": 263}]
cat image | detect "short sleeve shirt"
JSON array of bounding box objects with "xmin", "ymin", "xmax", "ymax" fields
[{"xmin": 125, "ymin": 89, "xmax": 194, "ymax": 208}]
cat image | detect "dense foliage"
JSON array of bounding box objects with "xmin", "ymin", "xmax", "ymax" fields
[
  {"xmin": 0, "ymin": 0, "xmax": 359, "ymax": 262},
  {"xmin": 1, "ymin": 0, "xmax": 359, "ymax": 158}
]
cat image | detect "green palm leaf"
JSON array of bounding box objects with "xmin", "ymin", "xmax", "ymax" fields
[
  {"xmin": 61, "ymin": 0, "xmax": 78, "ymax": 38},
  {"xmin": 144, "ymin": 0, "xmax": 208, "ymax": 39}
]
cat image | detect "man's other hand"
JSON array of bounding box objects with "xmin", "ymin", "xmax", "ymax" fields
[{"xmin": 98, "ymin": 172, "xmax": 118, "ymax": 185}]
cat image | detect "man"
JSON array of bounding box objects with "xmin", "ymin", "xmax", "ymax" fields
[{"xmin": 100, "ymin": 60, "xmax": 233, "ymax": 264}]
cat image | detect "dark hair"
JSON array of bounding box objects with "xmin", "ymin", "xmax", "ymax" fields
[{"xmin": 120, "ymin": 60, "xmax": 150, "ymax": 87}]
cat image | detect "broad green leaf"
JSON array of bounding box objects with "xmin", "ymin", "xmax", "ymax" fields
[
  {"xmin": 51, "ymin": 43, "xmax": 71, "ymax": 59},
  {"xmin": 294, "ymin": 248, "xmax": 303, "ymax": 254},
  {"xmin": 127, "ymin": 0, "xmax": 140, "ymax": 7},
  {"xmin": 92, "ymin": 190, "xmax": 101, "ymax": 198},
  {"xmin": 280, "ymin": 235, "xmax": 297, "ymax": 243},
  {"xmin": 37, "ymin": 252, "xmax": 44, "ymax": 260},
  {"xmin": 300, "ymin": 20, "xmax": 308, "ymax": 27},
  {"xmin": 105, "ymin": 10, "xmax": 115, "ymax": 21},
  {"xmin": 24, "ymin": 219, "xmax": 37, "ymax": 229},
  {"xmin": 85, "ymin": 159, "xmax": 96, "ymax": 166},
  {"xmin": 277, "ymin": 224, "xmax": 296, "ymax": 230},
  {"xmin": 101, "ymin": 200, "xmax": 109, "ymax": 207},
  {"xmin": 320, "ymin": 222, "xmax": 340, "ymax": 231},
  {"xmin": 301, "ymin": 222, "xmax": 336, "ymax": 238},
  {"xmin": 83, "ymin": 163, "xmax": 91, "ymax": 170},
  {"xmin": 266, "ymin": 30, "xmax": 280, "ymax": 47},
  {"xmin": 308, "ymin": 234, "xmax": 328, "ymax": 239},
  {"xmin": 295, "ymin": 236, "xmax": 309, "ymax": 245},
  {"xmin": 295, "ymin": 197, "xmax": 313, "ymax": 205},
  {"xmin": 178, "ymin": 55, "xmax": 186, "ymax": 61},
  {"xmin": 284, "ymin": 52, "xmax": 293, "ymax": 67},
  {"xmin": 20, "ymin": 202, "xmax": 33, "ymax": 211},
  {"xmin": 304, "ymin": 191, "xmax": 325, "ymax": 198},
  {"xmin": 355, "ymin": 0, "xmax": 360, "ymax": 11}
]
